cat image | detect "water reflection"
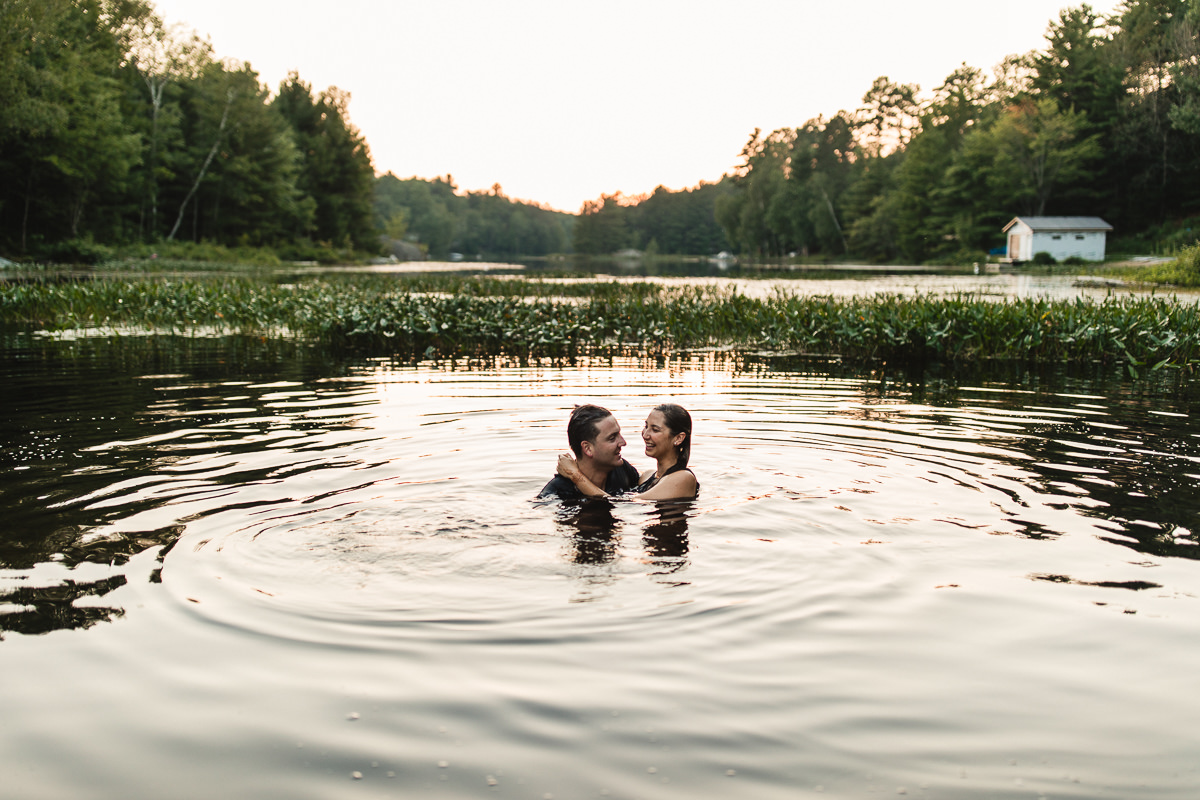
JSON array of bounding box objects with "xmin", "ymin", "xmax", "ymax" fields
[
  {"xmin": 4, "ymin": 338, "xmax": 1200, "ymax": 638},
  {"xmin": 556, "ymin": 499, "xmax": 691, "ymax": 570},
  {"xmin": 5, "ymin": 336, "xmax": 1200, "ymax": 799},
  {"xmin": 0, "ymin": 574, "xmax": 127, "ymax": 636},
  {"xmin": 642, "ymin": 502, "xmax": 691, "ymax": 570},
  {"xmin": 41, "ymin": 256, "xmax": 1200, "ymax": 304},
  {"xmin": 558, "ymin": 499, "xmax": 623, "ymax": 565}
]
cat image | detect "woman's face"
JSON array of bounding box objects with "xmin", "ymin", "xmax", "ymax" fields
[{"xmin": 642, "ymin": 410, "xmax": 679, "ymax": 460}]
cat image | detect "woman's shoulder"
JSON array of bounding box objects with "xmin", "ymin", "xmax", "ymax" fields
[
  {"xmin": 649, "ymin": 467, "xmax": 698, "ymax": 497},
  {"xmin": 670, "ymin": 467, "xmax": 698, "ymax": 486}
]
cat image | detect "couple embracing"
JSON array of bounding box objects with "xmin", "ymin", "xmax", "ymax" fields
[{"xmin": 539, "ymin": 403, "xmax": 698, "ymax": 502}]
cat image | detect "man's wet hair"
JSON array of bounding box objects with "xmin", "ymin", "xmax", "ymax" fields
[{"xmin": 567, "ymin": 404, "xmax": 614, "ymax": 458}]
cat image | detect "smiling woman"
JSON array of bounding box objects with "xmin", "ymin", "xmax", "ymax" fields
[{"xmin": 632, "ymin": 403, "xmax": 698, "ymax": 499}]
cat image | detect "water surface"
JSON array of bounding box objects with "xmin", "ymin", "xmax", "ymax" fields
[
  {"xmin": 291, "ymin": 259, "xmax": 1189, "ymax": 303},
  {"xmin": 2, "ymin": 334, "xmax": 1199, "ymax": 799}
]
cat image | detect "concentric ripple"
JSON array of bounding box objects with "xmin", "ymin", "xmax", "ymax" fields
[{"xmin": 3, "ymin": 342, "xmax": 1200, "ymax": 800}]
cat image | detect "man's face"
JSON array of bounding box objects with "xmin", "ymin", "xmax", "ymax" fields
[{"xmin": 582, "ymin": 415, "xmax": 626, "ymax": 470}]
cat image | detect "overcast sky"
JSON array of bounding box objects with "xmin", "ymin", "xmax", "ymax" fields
[{"xmin": 148, "ymin": 0, "xmax": 1121, "ymax": 213}]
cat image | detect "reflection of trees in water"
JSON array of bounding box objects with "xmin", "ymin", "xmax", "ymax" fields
[
  {"xmin": 0, "ymin": 336, "xmax": 343, "ymax": 638},
  {"xmin": 0, "ymin": 524, "xmax": 183, "ymax": 638},
  {"xmin": 0, "ymin": 575, "xmax": 127, "ymax": 638},
  {"xmin": 558, "ymin": 500, "xmax": 691, "ymax": 573},
  {"xmin": 1017, "ymin": 410, "xmax": 1200, "ymax": 561},
  {"xmin": 822, "ymin": 361, "xmax": 1200, "ymax": 563}
]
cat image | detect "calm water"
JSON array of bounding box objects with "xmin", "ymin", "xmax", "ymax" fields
[
  {"xmin": 289, "ymin": 258, "xmax": 1191, "ymax": 303},
  {"xmin": 3, "ymin": 333, "xmax": 1200, "ymax": 799},
  {"xmin": 26, "ymin": 256, "xmax": 1195, "ymax": 304}
]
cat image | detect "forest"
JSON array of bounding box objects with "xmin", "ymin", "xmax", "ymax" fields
[
  {"xmin": 0, "ymin": 0, "xmax": 579, "ymax": 263},
  {"xmin": 0, "ymin": 0, "xmax": 379, "ymax": 263},
  {"xmin": 2, "ymin": 0, "xmax": 1199, "ymax": 264},
  {"xmin": 536, "ymin": 0, "xmax": 1200, "ymax": 263},
  {"xmin": 702, "ymin": 0, "xmax": 1200, "ymax": 263},
  {"xmin": 373, "ymin": 174, "xmax": 575, "ymax": 260}
]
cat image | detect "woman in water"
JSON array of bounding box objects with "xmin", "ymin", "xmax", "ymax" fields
[{"xmin": 556, "ymin": 403, "xmax": 698, "ymax": 500}]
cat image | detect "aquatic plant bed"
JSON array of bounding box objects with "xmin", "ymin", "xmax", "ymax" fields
[{"xmin": 2, "ymin": 275, "xmax": 1198, "ymax": 373}]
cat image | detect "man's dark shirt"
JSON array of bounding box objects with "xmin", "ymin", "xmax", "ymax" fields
[{"xmin": 538, "ymin": 459, "xmax": 640, "ymax": 501}]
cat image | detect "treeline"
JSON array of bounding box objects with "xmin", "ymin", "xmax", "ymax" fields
[
  {"xmin": 373, "ymin": 174, "xmax": 574, "ymax": 259},
  {"xmin": 371, "ymin": 175, "xmax": 733, "ymax": 260},
  {"xmin": 0, "ymin": 0, "xmax": 577, "ymax": 264},
  {"xmin": 722, "ymin": 0, "xmax": 1200, "ymax": 262},
  {"xmin": 7, "ymin": 0, "xmax": 1200, "ymax": 266},
  {"xmin": 0, "ymin": 0, "xmax": 379, "ymax": 261},
  {"xmin": 578, "ymin": 1, "xmax": 1200, "ymax": 263},
  {"xmin": 571, "ymin": 182, "xmax": 735, "ymax": 256}
]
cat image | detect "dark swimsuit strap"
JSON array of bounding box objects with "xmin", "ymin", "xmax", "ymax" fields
[
  {"xmin": 640, "ymin": 462, "xmax": 691, "ymax": 492},
  {"xmin": 660, "ymin": 462, "xmax": 688, "ymax": 479}
]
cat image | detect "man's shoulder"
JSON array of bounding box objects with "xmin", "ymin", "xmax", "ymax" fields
[{"xmin": 538, "ymin": 475, "xmax": 582, "ymax": 500}]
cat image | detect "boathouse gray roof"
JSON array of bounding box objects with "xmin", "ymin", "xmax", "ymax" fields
[{"xmin": 1003, "ymin": 216, "xmax": 1113, "ymax": 233}]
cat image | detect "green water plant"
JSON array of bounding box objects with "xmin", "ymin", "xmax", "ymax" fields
[
  {"xmin": 3, "ymin": 275, "xmax": 1200, "ymax": 376},
  {"xmin": 1133, "ymin": 243, "xmax": 1200, "ymax": 288}
]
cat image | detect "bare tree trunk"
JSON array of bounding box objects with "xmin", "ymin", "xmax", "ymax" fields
[
  {"xmin": 21, "ymin": 169, "xmax": 33, "ymax": 253},
  {"xmin": 144, "ymin": 72, "xmax": 165, "ymax": 239},
  {"xmin": 70, "ymin": 191, "xmax": 86, "ymax": 238},
  {"xmin": 167, "ymin": 89, "xmax": 234, "ymax": 241},
  {"xmin": 820, "ymin": 187, "xmax": 849, "ymax": 252}
]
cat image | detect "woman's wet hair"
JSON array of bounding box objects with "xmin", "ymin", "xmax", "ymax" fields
[
  {"xmin": 654, "ymin": 403, "xmax": 692, "ymax": 469},
  {"xmin": 567, "ymin": 404, "xmax": 614, "ymax": 457}
]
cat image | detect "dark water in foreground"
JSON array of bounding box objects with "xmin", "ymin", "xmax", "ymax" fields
[{"xmin": 3, "ymin": 333, "xmax": 1200, "ymax": 799}]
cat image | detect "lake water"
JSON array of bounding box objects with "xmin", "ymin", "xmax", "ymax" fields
[
  {"xmin": 2, "ymin": 332, "xmax": 1200, "ymax": 799},
  {"xmin": 289, "ymin": 258, "xmax": 1188, "ymax": 303}
]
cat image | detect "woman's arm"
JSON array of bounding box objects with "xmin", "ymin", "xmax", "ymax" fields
[
  {"xmin": 556, "ymin": 454, "xmax": 610, "ymax": 498},
  {"xmin": 635, "ymin": 469, "xmax": 697, "ymax": 501},
  {"xmin": 557, "ymin": 455, "xmax": 696, "ymax": 501}
]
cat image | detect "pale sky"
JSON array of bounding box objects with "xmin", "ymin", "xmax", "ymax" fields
[{"xmin": 149, "ymin": 0, "xmax": 1121, "ymax": 213}]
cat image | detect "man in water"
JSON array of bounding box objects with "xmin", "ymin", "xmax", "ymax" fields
[{"xmin": 538, "ymin": 404, "xmax": 640, "ymax": 501}]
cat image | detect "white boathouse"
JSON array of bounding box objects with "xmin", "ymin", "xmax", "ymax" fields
[{"xmin": 1002, "ymin": 216, "xmax": 1112, "ymax": 262}]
